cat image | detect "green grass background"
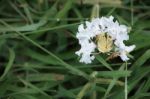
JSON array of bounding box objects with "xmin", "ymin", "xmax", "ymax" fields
[{"xmin": 0, "ymin": 0, "xmax": 150, "ymax": 99}]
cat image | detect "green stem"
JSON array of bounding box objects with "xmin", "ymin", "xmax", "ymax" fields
[
  {"xmin": 76, "ymin": 82, "xmax": 92, "ymax": 99},
  {"xmin": 130, "ymin": 0, "xmax": 134, "ymax": 26},
  {"xmin": 95, "ymin": 78, "xmax": 124, "ymax": 86},
  {"xmin": 125, "ymin": 61, "xmax": 128, "ymax": 99},
  {"xmin": 90, "ymin": 91, "xmax": 97, "ymax": 99}
]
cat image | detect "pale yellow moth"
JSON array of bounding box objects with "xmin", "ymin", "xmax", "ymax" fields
[{"xmin": 96, "ymin": 33, "xmax": 113, "ymax": 53}]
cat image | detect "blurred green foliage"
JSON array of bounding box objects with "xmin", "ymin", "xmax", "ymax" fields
[{"xmin": 0, "ymin": 0, "xmax": 150, "ymax": 99}]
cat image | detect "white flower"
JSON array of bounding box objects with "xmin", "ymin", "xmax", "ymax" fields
[
  {"xmin": 75, "ymin": 24, "xmax": 97, "ymax": 64},
  {"xmin": 76, "ymin": 16, "xmax": 135, "ymax": 64},
  {"xmin": 117, "ymin": 45, "xmax": 136, "ymax": 61}
]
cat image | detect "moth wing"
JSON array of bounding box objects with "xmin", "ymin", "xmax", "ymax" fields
[{"xmin": 97, "ymin": 34, "xmax": 113, "ymax": 53}]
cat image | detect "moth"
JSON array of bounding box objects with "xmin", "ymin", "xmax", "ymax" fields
[
  {"xmin": 96, "ymin": 33, "xmax": 120, "ymax": 60},
  {"xmin": 96, "ymin": 33, "xmax": 113, "ymax": 53}
]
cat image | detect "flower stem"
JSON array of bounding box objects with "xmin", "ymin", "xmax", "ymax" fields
[
  {"xmin": 125, "ymin": 61, "xmax": 128, "ymax": 99},
  {"xmin": 76, "ymin": 82, "xmax": 92, "ymax": 99}
]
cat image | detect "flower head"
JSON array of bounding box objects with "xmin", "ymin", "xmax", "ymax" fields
[{"xmin": 76, "ymin": 16, "xmax": 135, "ymax": 64}]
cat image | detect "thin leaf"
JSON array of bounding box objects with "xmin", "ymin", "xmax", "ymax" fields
[{"xmin": 0, "ymin": 48, "xmax": 15, "ymax": 80}]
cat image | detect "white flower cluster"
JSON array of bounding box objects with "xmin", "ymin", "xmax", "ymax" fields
[{"xmin": 76, "ymin": 16, "xmax": 135, "ymax": 64}]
